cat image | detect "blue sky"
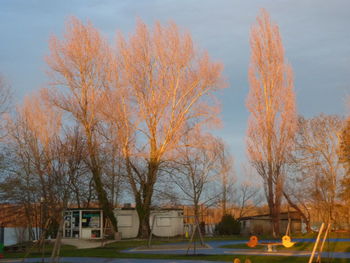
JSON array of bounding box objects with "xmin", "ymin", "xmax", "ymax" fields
[{"xmin": 0, "ymin": 0, "xmax": 349, "ymax": 175}]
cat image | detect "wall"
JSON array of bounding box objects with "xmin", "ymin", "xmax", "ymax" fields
[
  {"xmin": 4, "ymin": 227, "xmax": 40, "ymax": 246},
  {"xmin": 114, "ymin": 209, "xmax": 139, "ymax": 239},
  {"xmin": 150, "ymin": 210, "xmax": 184, "ymax": 237}
]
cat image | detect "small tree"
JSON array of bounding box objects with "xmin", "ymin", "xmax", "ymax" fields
[{"xmin": 169, "ymin": 132, "xmax": 224, "ymax": 223}]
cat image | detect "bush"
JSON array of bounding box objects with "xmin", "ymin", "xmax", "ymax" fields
[{"xmin": 215, "ymin": 214, "xmax": 240, "ymax": 235}]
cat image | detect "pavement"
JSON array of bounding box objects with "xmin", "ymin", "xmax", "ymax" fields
[
  {"xmin": 60, "ymin": 238, "xmax": 116, "ymax": 249},
  {"xmin": 123, "ymin": 239, "xmax": 350, "ymax": 259}
]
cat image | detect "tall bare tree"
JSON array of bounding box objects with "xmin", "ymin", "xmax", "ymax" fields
[
  {"xmin": 110, "ymin": 20, "xmax": 225, "ymax": 237},
  {"xmin": 246, "ymin": 9, "xmax": 297, "ymax": 236},
  {"xmin": 45, "ymin": 17, "xmax": 119, "ymax": 232}
]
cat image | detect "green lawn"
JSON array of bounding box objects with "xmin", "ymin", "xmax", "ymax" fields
[
  {"xmin": 3, "ymin": 237, "xmax": 350, "ymax": 263},
  {"xmin": 220, "ymin": 241, "xmax": 350, "ymax": 253}
]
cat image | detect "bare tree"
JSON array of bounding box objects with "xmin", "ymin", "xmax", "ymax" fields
[
  {"xmin": 215, "ymin": 139, "xmax": 235, "ymax": 215},
  {"xmin": 0, "ymin": 75, "xmax": 12, "ymax": 137},
  {"xmin": 338, "ymin": 117, "xmax": 350, "ymax": 228},
  {"xmin": 2, "ymin": 91, "xmax": 95, "ymax": 262},
  {"xmin": 110, "ymin": 20, "xmax": 225, "ymax": 238},
  {"xmin": 293, "ymin": 115, "xmax": 344, "ymax": 226},
  {"xmin": 246, "ymin": 9, "xmax": 297, "ymax": 236},
  {"xmin": 45, "ymin": 17, "xmax": 119, "ymax": 232},
  {"xmin": 283, "ymin": 172, "xmax": 312, "ymax": 232},
  {"xmin": 169, "ymin": 133, "xmax": 223, "ymax": 222},
  {"xmin": 339, "ymin": 117, "xmax": 350, "ymax": 171},
  {"xmin": 234, "ymin": 165, "xmax": 262, "ymax": 219}
]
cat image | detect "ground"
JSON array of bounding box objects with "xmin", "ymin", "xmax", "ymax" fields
[{"xmin": 1, "ymin": 234, "xmax": 350, "ymax": 263}]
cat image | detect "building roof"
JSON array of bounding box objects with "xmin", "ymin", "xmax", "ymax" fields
[
  {"xmin": 239, "ymin": 211, "xmax": 302, "ymax": 221},
  {"xmin": 0, "ymin": 203, "xmax": 40, "ymax": 227}
]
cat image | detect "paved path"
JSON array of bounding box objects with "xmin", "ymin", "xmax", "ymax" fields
[
  {"xmin": 124, "ymin": 239, "xmax": 350, "ymax": 259},
  {"xmin": 2, "ymin": 238, "xmax": 350, "ymax": 262},
  {"xmin": 60, "ymin": 238, "xmax": 115, "ymax": 249}
]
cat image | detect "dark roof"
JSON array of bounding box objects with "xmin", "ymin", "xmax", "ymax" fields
[{"xmin": 239, "ymin": 211, "xmax": 301, "ymax": 221}]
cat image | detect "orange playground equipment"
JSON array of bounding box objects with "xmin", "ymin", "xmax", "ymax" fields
[{"xmin": 246, "ymin": 235, "xmax": 296, "ymax": 252}]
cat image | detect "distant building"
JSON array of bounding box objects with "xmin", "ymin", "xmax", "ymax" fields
[
  {"xmin": 0, "ymin": 204, "xmax": 40, "ymax": 246},
  {"xmin": 239, "ymin": 211, "xmax": 302, "ymax": 236}
]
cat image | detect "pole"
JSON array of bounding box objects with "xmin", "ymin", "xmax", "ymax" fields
[
  {"xmin": 317, "ymin": 223, "xmax": 331, "ymax": 263},
  {"xmin": 308, "ymin": 223, "xmax": 325, "ymax": 263},
  {"xmin": 147, "ymin": 215, "xmax": 156, "ymax": 248}
]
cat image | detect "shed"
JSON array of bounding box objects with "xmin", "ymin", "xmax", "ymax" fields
[{"xmin": 239, "ymin": 211, "xmax": 302, "ymax": 236}]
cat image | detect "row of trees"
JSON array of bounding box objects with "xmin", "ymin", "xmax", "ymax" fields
[
  {"xmin": 0, "ymin": 18, "xmax": 250, "ymax": 239},
  {"xmin": 0, "ymin": 9, "xmax": 349, "ymax": 241}
]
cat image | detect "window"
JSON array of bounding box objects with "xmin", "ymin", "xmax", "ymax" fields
[
  {"xmin": 156, "ymin": 217, "xmax": 170, "ymax": 227},
  {"xmin": 118, "ymin": 215, "xmax": 133, "ymax": 227},
  {"xmin": 82, "ymin": 211, "xmax": 101, "ymax": 228}
]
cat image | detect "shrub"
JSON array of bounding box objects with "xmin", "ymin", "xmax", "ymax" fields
[{"xmin": 215, "ymin": 214, "xmax": 240, "ymax": 235}]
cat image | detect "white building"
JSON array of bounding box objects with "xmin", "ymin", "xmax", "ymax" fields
[
  {"xmin": 114, "ymin": 208, "xmax": 184, "ymax": 239},
  {"xmin": 63, "ymin": 209, "xmax": 103, "ymax": 239},
  {"xmin": 62, "ymin": 207, "xmax": 184, "ymax": 240}
]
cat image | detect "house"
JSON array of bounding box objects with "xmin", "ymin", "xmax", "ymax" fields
[{"xmin": 239, "ymin": 211, "xmax": 302, "ymax": 236}]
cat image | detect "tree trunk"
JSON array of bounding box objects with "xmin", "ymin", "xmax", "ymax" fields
[
  {"xmin": 283, "ymin": 191, "xmax": 311, "ymax": 232},
  {"xmin": 86, "ymin": 132, "xmax": 118, "ymax": 233},
  {"xmin": 136, "ymin": 201, "xmax": 151, "ymax": 238},
  {"xmin": 91, "ymin": 165, "xmax": 118, "ymax": 233}
]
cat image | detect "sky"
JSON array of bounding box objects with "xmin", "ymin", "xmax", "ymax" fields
[{"xmin": 0, "ymin": 0, "xmax": 349, "ymax": 176}]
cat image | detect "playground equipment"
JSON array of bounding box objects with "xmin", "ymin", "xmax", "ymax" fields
[
  {"xmin": 233, "ymin": 258, "xmax": 252, "ymax": 263},
  {"xmin": 246, "ymin": 234, "xmax": 296, "ymax": 252},
  {"xmin": 246, "ymin": 214, "xmax": 296, "ymax": 252},
  {"xmin": 308, "ymin": 223, "xmax": 331, "ymax": 263},
  {"xmin": 282, "ymin": 235, "xmax": 295, "ymax": 248},
  {"xmin": 147, "ymin": 214, "xmax": 206, "ymax": 255},
  {"xmin": 247, "ymin": 236, "xmax": 258, "ymax": 248}
]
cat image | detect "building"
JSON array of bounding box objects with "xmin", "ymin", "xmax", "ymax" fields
[
  {"xmin": 63, "ymin": 208, "xmax": 103, "ymax": 239},
  {"xmin": 62, "ymin": 207, "xmax": 185, "ymax": 239},
  {"xmin": 239, "ymin": 211, "xmax": 302, "ymax": 236},
  {"xmin": 0, "ymin": 204, "xmax": 40, "ymax": 246},
  {"xmin": 114, "ymin": 208, "xmax": 184, "ymax": 239}
]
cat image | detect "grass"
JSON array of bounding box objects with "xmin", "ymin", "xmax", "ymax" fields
[
  {"xmin": 3, "ymin": 235, "xmax": 350, "ymax": 263},
  {"xmin": 220, "ymin": 241, "xmax": 350, "ymax": 253}
]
